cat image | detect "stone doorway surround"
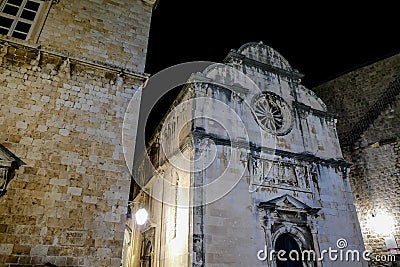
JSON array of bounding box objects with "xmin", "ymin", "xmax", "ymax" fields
[{"xmin": 258, "ymin": 194, "xmax": 322, "ymax": 267}]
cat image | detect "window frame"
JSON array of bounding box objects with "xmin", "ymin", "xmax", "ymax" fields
[{"xmin": 0, "ymin": 0, "xmax": 52, "ymax": 43}]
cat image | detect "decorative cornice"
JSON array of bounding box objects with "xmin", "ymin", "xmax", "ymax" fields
[
  {"xmin": 192, "ymin": 128, "xmax": 350, "ymax": 169},
  {"xmin": 0, "ymin": 38, "xmax": 149, "ymax": 81},
  {"xmin": 294, "ymin": 102, "xmax": 335, "ymax": 120},
  {"xmin": 142, "ymin": 0, "xmax": 159, "ymax": 8}
]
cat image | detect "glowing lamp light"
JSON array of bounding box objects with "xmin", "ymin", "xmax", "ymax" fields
[
  {"xmin": 135, "ymin": 208, "xmax": 148, "ymax": 225},
  {"xmin": 368, "ymin": 211, "xmax": 395, "ymax": 236}
]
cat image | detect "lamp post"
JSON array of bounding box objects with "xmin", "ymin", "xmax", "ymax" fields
[{"xmin": 129, "ymin": 200, "xmax": 149, "ymax": 226}]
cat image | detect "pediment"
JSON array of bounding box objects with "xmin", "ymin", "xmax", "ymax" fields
[{"xmin": 259, "ymin": 194, "xmax": 320, "ymax": 214}]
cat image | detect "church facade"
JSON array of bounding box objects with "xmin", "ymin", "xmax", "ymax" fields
[
  {"xmin": 0, "ymin": 0, "xmax": 156, "ymax": 266},
  {"xmin": 126, "ymin": 43, "xmax": 367, "ymax": 266}
]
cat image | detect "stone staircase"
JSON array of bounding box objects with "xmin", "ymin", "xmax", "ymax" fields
[{"xmin": 341, "ymin": 77, "xmax": 400, "ymax": 147}]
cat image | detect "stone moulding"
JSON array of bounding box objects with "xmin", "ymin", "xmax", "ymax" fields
[
  {"xmin": 223, "ymin": 50, "xmax": 304, "ymax": 82},
  {"xmin": 294, "ymin": 101, "xmax": 335, "ymax": 121},
  {"xmin": 191, "ymin": 129, "xmax": 350, "ymax": 169},
  {"xmin": 0, "ymin": 38, "xmax": 149, "ymax": 82}
]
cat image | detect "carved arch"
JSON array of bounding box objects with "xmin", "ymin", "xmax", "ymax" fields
[{"xmin": 272, "ymin": 225, "xmax": 309, "ymax": 251}]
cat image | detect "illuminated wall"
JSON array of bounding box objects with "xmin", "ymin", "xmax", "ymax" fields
[{"xmin": 314, "ymin": 54, "xmax": 400, "ymax": 263}]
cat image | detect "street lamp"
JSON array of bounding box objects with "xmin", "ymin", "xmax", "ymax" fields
[
  {"xmin": 129, "ymin": 199, "xmax": 149, "ymax": 226},
  {"xmin": 135, "ymin": 208, "xmax": 148, "ymax": 225},
  {"xmin": 368, "ymin": 211, "xmax": 395, "ymax": 236}
]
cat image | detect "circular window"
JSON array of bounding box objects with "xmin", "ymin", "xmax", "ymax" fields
[{"xmin": 252, "ymin": 92, "xmax": 293, "ymax": 135}]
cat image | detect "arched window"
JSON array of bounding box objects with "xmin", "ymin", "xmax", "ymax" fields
[{"xmin": 275, "ymin": 233, "xmax": 303, "ymax": 267}]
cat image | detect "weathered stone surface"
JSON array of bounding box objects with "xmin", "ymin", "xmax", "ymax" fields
[
  {"xmin": 314, "ymin": 53, "xmax": 400, "ymax": 266},
  {"xmin": 314, "ymin": 54, "xmax": 400, "ymax": 136},
  {"xmin": 0, "ymin": 0, "xmax": 154, "ymax": 266},
  {"xmin": 38, "ymin": 0, "xmax": 153, "ymax": 73},
  {"xmin": 129, "ymin": 43, "xmax": 366, "ymax": 267}
]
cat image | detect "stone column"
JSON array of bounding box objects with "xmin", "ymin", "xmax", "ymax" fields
[
  {"xmin": 259, "ymin": 208, "xmax": 275, "ymax": 267},
  {"xmin": 308, "ymin": 215, "xmax": 322, "ymax": 267}
]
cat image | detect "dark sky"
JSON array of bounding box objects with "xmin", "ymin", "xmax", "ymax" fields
[{"xmin": 143, "ymin": 1, "xmax": 400, "ymax": 139}]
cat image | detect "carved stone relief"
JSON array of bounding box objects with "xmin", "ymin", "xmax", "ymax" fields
[{"xmin": 249, "ymin": 155, "xmax": 317, "ymax": 190}]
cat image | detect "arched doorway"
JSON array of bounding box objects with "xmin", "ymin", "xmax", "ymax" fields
[{"xmin": 275, "ymin": 233, "xmax": 303, "ymax": 267}]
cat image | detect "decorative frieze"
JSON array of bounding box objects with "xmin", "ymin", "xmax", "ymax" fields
[{"xmin": 249, "ymin": 154, "xmax": 317, "ymax": 191}]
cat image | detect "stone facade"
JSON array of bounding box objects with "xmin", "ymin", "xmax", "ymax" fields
[
  {"xmin": 38, "ymin": 0, "xmax": 154, "ymax": 73},
  {"xmin": 314, "ymin": 55, "xmax": 400, "ymax": 266},
  {"xmin": 0, "ymin": 0, "xmax": 156, "ymax": 266},
  {"xmin": 129, "ymin": 43, "xmax": 366, "ymax": 267},
  {"xmin": 313, "ymin": 54, "xmax": 400, "ymax": 140}
]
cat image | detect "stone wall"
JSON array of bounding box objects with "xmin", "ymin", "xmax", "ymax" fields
[
  {"xmin": 347, "ymin": 94, "xmax": 400, "ymax": 264},
  {"xmin": 38, "ymin": 0, "xmax": 154, "ymax": 73},
  {"xmin": 0, "ymin": 0, "xmax": 155, "ymax": 265},
  {"xmin": 349, "ymin": 141, "xmax": 400, "ymax": 256},
  {"xmin": 313, "ymin": 53, "xmax": 400, "ymax": 136},
  {"xmin": 313, "ymin": 53, "xmax": 400, "ymax": 265},
  {"xmin": 0, "ymin": 40, "xmax": 145, "ymax": 266}
]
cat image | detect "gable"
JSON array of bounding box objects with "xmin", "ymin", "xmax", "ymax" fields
[{"xmin": 259, "ymin": 194, "xmax": 320, "ymax": 214}]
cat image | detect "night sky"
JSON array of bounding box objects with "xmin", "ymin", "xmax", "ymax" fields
[{"xmin": 143, "ymin": 1, "xmax": 400, "ymax": 139}]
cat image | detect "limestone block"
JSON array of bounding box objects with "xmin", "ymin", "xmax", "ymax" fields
[
  {"xmin": 30, "ymin": 245, "xmax": 49, "ymax": 256},
  {"xmin": 67, "ymin": 187, "xmax": 83, "ymax": 196},
  {"xmin": 0, "ymin": 244, "xmax": 13, "ymax": 255},
  {"xmin": 83, "ymin": 196, "xmax": 98, "ymax": 204}
]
